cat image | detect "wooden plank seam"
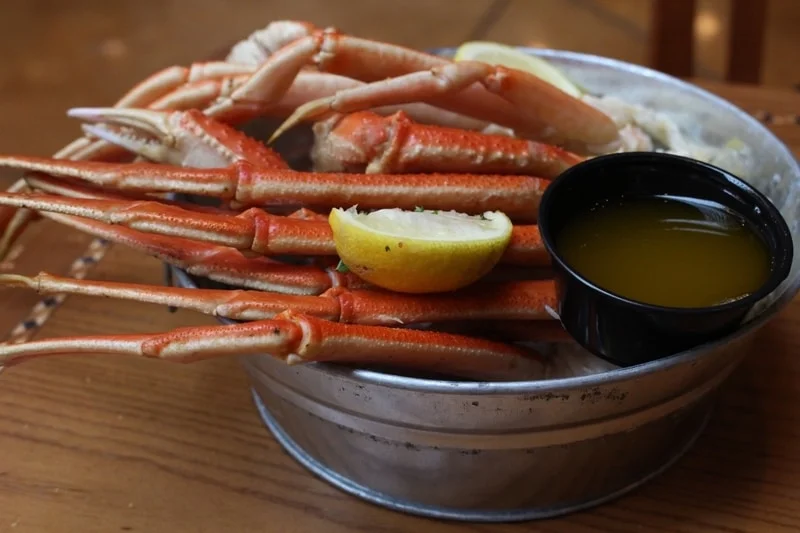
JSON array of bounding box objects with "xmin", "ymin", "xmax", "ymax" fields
[{"xmin": 1, "ymin": 110, "xmax": 795, "ymax": 344}]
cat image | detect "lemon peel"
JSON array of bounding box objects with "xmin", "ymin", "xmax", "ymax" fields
[
  {"xmin": 454, "ymin": 41, "xmax": 582, "ymax": 98},
  {"xmin": 329, "ymin": 207, "xmax": 513, "ymax": 293}
]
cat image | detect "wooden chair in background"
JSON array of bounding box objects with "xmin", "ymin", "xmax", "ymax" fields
[{"xmin": 649, "ymin": 0, "xmax": 768, "ymax": 84}]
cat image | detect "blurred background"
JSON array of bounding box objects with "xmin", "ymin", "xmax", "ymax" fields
[{"xmin": 1, "ymin": 0, "xmax": 797, "ymax": 159}]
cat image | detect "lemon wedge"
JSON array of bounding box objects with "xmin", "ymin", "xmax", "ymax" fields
[
  {"xmin": 329, "ymin": 207, "xmax": 513, "ymax": 294},
  {"xmin": 454, "ymin": 41, "xmax": 582, "ymax": 98}
]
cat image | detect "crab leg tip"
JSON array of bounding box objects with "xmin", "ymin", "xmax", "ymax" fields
[
  {"xmin": 70, "ymin": 107, "xmax": 171, "ymax": 139},
  {"xmin": 0, "ymin": 273, "xmax": 35, "ymax": 289},
  {"xmin": 80, "ymin": 123, "xmax": 111, "ymax": 138},
  {"xmin": 67, "ymin": 107, "xmax": 116, "ymax": 121},
  {"xmin": 269, "ymin": 100, "xmax": 327, "ymax": 143},
  {"xmin": 267, "ymin": 123, "xmax": 290, "ymax": 144},
  {"xmin": 79, "ymin": 123, "xmax": 159, "ymax": 159}
]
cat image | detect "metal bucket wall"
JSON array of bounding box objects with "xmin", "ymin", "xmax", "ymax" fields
[{"xmin": 240, "ymin": 328, "xmax": 754, "ymax": 521}]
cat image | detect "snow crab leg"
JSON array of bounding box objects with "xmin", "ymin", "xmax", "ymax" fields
[
  {"xmin": 0, "ymin": 192, "xmax": 549, "ymax": 267},
  {"xmin": 0, "ymin": 156, "xmax": 549, "ymax": 223},
  {"xmin": 72, "ymin": 107, "xmax": 581, "ymax": 178},
  {"xmin": 0, "ymin": 272, "xmax": 557, "ymax": 326},
  {"xmin": 310, "ymin": 110, "xmax": 584, "ymax": 176},
  {"xmin": 0, "ymin": 310, "xmax": 545, "ymax": 381}
]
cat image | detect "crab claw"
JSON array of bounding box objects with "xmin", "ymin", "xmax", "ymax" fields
[
  {"xmin": 69, "ymin": 108, "xmax": 174, "ymax": 162},
  {"xmin": 67, "ymin": 107, "xmax": 289, "ymax": 169}
]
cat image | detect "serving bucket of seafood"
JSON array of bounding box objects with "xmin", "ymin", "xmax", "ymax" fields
[
  {"xmin": 167, "ymin": 47, "xmax": 799, "ymax": 520},
  {"xmin": 0, "ymin": 22, "xmax": 798, "ymax": 523}
]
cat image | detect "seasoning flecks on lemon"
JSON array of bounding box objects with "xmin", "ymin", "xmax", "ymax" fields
[{"xmin": 329, "ymin": 207, "xmax": 513, "ymax": 294}]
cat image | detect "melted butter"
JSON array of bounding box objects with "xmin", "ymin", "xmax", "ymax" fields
[{"xmin": 556, "ymin": 195, "xmax": 771, "ymax": 308}]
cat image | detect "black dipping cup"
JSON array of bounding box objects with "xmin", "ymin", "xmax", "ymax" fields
[{"xmin": 537, "ymin": 152, "xmax": 794, "ymax": 367}]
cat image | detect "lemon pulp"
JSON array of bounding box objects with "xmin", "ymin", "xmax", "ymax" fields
[{"xmin": 329, "ymin": 207, "xmax": 513, "ymax": 294}]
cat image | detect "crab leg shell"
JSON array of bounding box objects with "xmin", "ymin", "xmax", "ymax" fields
[
  {"xmin": 0, "ymin": 318, "xmax": 310, "ymax": 367},
  {"xmin": 0, "ymin": 157, "xmax": 548, "ymax": 222},
  {"xmin": 0, "ymin": 64, "xmax": 258, "ymax": 258},
  {"xmin": 1, "ymin": 272, "xmax": 339, "ymax": 322},
  {"xmin": 329, "ymin": 282, "xmax": 557, "ymax": 325},
  {"xmin": 209, "ymin": 23, "xmax": 618, "ymax": 145},
  {"xmin": 480, "ymin": 65, "xmax": 620, "ymax": 145},
  {"xmin": 0, "ymin": 192, "xmax": 549, "ymax": 266},
  {"xmin": 0, "ymin": 39, "xmax": 290, "ymax": 258},
  {"xmin": 0, "ymin": 118, "xmax": 139, "ymax": 261},
  {"xmin": 52, "ymin": 65, "xmax": 253, "ymax": 161},
  {"xmin": 28, "ymin": 173, "xmax": 328, "ymax": 223},
  {"xmin": 173, "ymin": 72, "xmax": 491, "ymax": 130},
  {"xmin": 78, "ymin": 73, "xmax": 491, "ymax": 164},
  {"xmin": 505, "ymin": 226, "xmax": 549, "ymax": 266},
  {"xmin": 270, "ymin": 61, "xmax": 500, "ymax": 141},
  {"xmin": 265, "ymin": 47, "xmax": 618, "ymax": 146},
  {"xmin": 56, "ymin": 63, "xmax": 259, "ymax": 161},
  {"xmin": 19, "ymin": 175, "xmax": 345, "ymax": 273},
  {"xmin": 71, "ymin": 107, "xmax": 495, "ymax": 194},
  {"xmin": 1, "ymin": 272, "xmax": 557, "ymax": 325},
  {"xmin": 0, "ymin": 194, "xmax": 335, "ymax": 256},
  {"xmin": 280, "ymin": 312, "xmax": 544, "ymax": 380},
  {"xmin": 39, "ymin": 211, "xmax": 364, "ymax": 294},
  {"xmin": 70, "ymin": 108, "xmax": 290, "ymax": 170},
  {"xmin": 23, "ymin": 173, "xmax": 237, "ymax": 215},
  {"xmin": 0, "ymin": 180, "xmax": 36, "ymax": 259},
  {"xmin": 114, "ymin": 63, "xmax": 257, "ymax": 110},
  {"xmin": 222, "ymin": 29, "xmax": 525, "ymax": 132},
  {"xmin": 225, "ymin": 20, "xmax": 319, "ymax": 65},
  {"xmin": 312, "ymin": 110, "xmax": 583, "ymax": 177},
  {"xmin": 0, "ymin": 311, "xmax": 544, "ymax": 381}
]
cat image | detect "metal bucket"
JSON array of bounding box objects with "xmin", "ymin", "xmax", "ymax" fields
[{"xmin": 170, "ymin": 49, "xmax": 800, "ymax": 522}]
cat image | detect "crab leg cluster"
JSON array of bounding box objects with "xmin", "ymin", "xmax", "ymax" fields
[
  {"xmin": 0, "ymin": 20, "xmax": 632, "ymax": 380},
  {"xmin": 0, "ymin": 190, "xmax": 550, "ymax": 266},
  {"xmin": 0, "ymin": 19, "xmax": 616, "ymax": 256}
]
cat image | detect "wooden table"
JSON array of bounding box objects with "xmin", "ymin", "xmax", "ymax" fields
[
  {"xmin": 3, "ymin": 4, "xmax": 800, "ymax": 532},
  {"xmin": 0, "ymin": 84, "xmax": 797, "ymax": 533}
]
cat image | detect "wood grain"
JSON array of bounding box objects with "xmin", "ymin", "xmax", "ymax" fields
[{"xmin": 1, "ymin": 2, "xmax": 800, "ymax": 532}]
